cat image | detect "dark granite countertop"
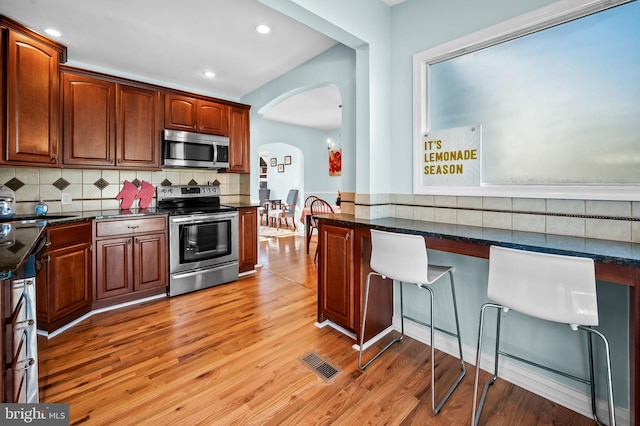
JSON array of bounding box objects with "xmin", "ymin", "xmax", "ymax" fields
[
  {"xmin": 0, "ymin": 222, "xmax": 46, "ymax": 280},
  {"xmin": 316, "ymin": 214, "xmax": 640, "ymax": 268},
  {"xmin": 0, "ymin": 209, "xmax": 169, "ymax": 279},
  {"xmin": 223, "ymin": 202, "xmax": 261, "ymax": 209}
]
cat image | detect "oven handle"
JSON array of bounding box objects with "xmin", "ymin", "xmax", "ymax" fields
[
  {"xmin": 170, "ymin": 213, "xmax": 238, "ymax": 224},
  {"xmin": 171, "ymin": 268, "xmax": 231, "ymax": 279}
]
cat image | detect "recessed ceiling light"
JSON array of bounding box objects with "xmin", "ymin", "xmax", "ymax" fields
[
  {"xmin": 255, "ymin": 24, "xmax": 271, "ymax": 34},
  {"xmin": 203, "ymin": 71, "xmax": 216, "ymax": 78},
  {"xmin": 44, "ymin": 28, "xmax": 62, "ymax": 37}
]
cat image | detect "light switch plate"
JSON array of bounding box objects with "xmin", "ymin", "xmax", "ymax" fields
[{"xmin": 61, "ymin": 193, "xmax": 72, "ymax": 205}]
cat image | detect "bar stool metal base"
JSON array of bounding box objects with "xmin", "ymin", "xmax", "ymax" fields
[
  {"xmin": 472, "ymin": 303, "xmax": 616, "ymax": 426},
  {"xmin": 358, "ymin": 270, "xmax": 466, "ymax": 414}
]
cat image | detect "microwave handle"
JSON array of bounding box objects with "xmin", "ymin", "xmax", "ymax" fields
[{"xmin": 213, "ymin": 143, "xmax": 219, "ymax": 164}]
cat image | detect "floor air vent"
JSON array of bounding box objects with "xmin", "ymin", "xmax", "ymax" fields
[{"xmin": 300, "ymin": 352, "xmax": 340, "ymax": 381}]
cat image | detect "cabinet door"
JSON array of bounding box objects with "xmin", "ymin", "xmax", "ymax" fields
[
  {"xmin": 228, "ymin": 106, "xmax": 250, "ymax": 173},
  {"xmin": 116, "ymin": 84, "xmax": 162, "ymax": 169},
  {"xmin": 238, "ymin": 207, "xmax": 258, "ymax": 273},
  {"xmin": 318, "ymin": 224, "xmax": 355, "ymax": 330},
  {"xmin": 197, "ymin": 100, "xmax": 228, "ymax": 135},
  {"xmin": 95, "ymin": 237, "xmax": 134, "ymax": 300},
  {"xmin": 5, "ymin": 30, "xmax": 60, "ymax": 165},
  {"xmin": 133, "ymin": 232, "xmax": 167, "ymax": 292},
  {"xmin": 46, "ymin": 243, "xmax": 92, "ymax": 322},
  {"xmin": 62, "ymin": 72, "xmax": 116, "ymax": 166},
  {"xmin": 164, "ymin": 94, "xmax": 197, "ymax": 132}
]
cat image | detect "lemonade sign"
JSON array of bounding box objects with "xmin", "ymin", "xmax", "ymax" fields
[{"xmin": 420, "ymin": 125, "xmax": 481, "ymax": 187}]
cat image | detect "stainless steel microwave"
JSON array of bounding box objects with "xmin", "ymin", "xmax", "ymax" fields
[{"xmin": 162, "ymin": 129, "xmax": 230, "ymax": 169}]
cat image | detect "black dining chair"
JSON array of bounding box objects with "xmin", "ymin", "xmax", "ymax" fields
[{"xmin": 310, "ymin": 198, "xmax": 334, "ymax": 261}]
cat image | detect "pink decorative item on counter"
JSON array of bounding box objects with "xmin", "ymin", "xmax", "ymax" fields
[
  {"xmin": 115, "ymin": 180, "xmax": 138, "ymax": 209},
  {"xmin": 136, "ymin": 180, "xmax": 155, "ymax": 209}
]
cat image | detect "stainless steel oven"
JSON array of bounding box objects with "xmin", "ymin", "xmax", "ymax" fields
[{"xmin": 158, "ymin": 185, "xmax": 239, "ymax": 297}]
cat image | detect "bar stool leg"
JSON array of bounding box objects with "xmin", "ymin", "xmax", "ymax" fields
[
  {"xmin": 472, "ymin": 303, "xmax": 502, "ymax": 426},
  {"xmin": 580, "ymin": 326, "xmax": 616, "ymax": 426},
  {"xmin": 358, "ymin": 273, "xmax": 404, "ymax": 371},
  {"xmin": 426, "ymin": 271, "xmax": 466, "ymax": 414}
]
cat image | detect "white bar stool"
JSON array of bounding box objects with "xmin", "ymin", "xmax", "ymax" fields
[
  {"xmin": 358, "ymin": 229, "xmax": 466, "ymax": 414},
  {"xmin": 472, "ymin": 246, "xmax": 616, "ymax": 425}
]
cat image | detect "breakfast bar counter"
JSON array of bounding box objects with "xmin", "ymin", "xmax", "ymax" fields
[{"xmin": 315, "ymin": 213, "xmax": 639, "ymax": 424}]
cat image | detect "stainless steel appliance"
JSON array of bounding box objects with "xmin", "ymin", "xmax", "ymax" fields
[
  {"xmin": 162, "ymin": 129, "xmax": 230, "ymax": 169},
  {"xmin": 5, "ymin": 236, "xmax": 46, "ymax": 403},
  {"xmin": 157, "ymin": 185, "xmax": 238, "ymax": 296}
]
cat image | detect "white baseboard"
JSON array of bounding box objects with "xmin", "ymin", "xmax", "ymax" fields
[
  {"xmin": 315, "ymin": 320, "xmax": 356, "ymax": 340},
  {"xmin": 37, "ymin": 294, "xmax": 167, "ymax": 339},
  {"xmin": 392, "ymin": 315, "xmax": 630, "ymax": 425}
]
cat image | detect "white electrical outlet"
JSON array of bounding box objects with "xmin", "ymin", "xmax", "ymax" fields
[{"xmin": 61, "ymin": 193, "xmax": 72, "ymax": 205}]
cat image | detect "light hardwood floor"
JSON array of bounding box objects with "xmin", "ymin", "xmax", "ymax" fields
[{"xmin": 37, "ymin": 234, "xmax": 596, "ymax": 425}]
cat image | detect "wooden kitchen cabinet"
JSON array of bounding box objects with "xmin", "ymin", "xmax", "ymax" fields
[
  {"xmin": 0, "ymin": 17, "xmax": 67, "ymax": 166},
  {"xmin": 116, "ymin": 84, "xmax": 162, "ymax": 169},
  {"xmin": 238, "ymin": 207, "xmax": 258, "ymax": 273},
  {"xmin": 61, "ymin": 69, "xmax": 116, "ymax": 167},
  {"xmin": 317, "ymin": 223, "xmax": 393, "ymax": 341},
  {"xmin": 93, "ymin": 215, "xmax": 167, "ymax": 308},
  {"xmin": 36, "ymin": 220, "xmax": 92, "ymax": 333},
  {"xmin": 228, "ymin": 106, "xmax": 250, "ymax": 173},
  {"xmin": 60, "ymin": 68, "xmax": 162, "ymax": 170},
  {"xmin": 317, "ymin": 223, "xmax": 355, "ymax": 330},
  {"xmin": 165, "ymin": 94, "xmax": 228, "ymax": 136}
]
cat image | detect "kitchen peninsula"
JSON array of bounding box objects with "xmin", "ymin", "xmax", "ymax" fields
[{"xmin": 316, "ymin": 213, "xmax": 639, "ymax": 421}]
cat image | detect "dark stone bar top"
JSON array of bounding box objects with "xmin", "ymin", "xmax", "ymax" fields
[
  {"xmin": 316, "ymin": 214, "xmax": 640, "ymax": 268},
  {"xmin": 0, "ymin": 208, "xmax": 169, "ymax": 280},
  {"xmin": 0, "ymin": 222, "xmax": 46, "ymax": 280}
]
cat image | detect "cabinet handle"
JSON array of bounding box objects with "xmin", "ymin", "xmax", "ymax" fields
[
  {"xmin": 127, "ymin": 225, "xmax": 139, "ymax": 230},
  {"xmin": 50, "ymin": 156, "xmax": 57, "ymax": 162},
  {"xmin": 13, "ymin": 319, "xmax": 35, "ymax": 332},
  {"xmin": 127, "ymin": 239, "xmax": 132, "ymax": 245},
  {"xmin": 12, "ymin": 357, "xmax": 36, "ymax": 372},
  {"xmin": 135, "ymin": 238, "xmax": 139, "ymax": 244},
  {"xmin": 44, "ymin": 254, "xmax": 50, "ymax": 263},
  {"xmin": 345, "ymin": 233, "xmax": 350, "ymax": 240},
  {"xmin": 12, "ymin": 279, "xmax": 34, "ymax": 290},
  {"xmin": 44, "ymin": 241, "xmax": 52, "ymax": 248}
]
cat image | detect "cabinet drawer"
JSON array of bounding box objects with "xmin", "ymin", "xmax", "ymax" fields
[
  {"xmin": 47, "ymin": 221, "xmax": 92, "ymax": 249},
  {"xmin": 95, "ymin": 216, "xmax": 167, "ymax": 238}
]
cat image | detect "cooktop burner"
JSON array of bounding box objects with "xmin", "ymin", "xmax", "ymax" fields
[{"xmin": 156, "ymin": 185, "xmax": 236, "ymax": 215}]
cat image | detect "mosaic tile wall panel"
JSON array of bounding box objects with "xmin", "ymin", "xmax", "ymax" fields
[{"xmin": 0, "ymin": 167, "xmax": 249, "ymax": 215}]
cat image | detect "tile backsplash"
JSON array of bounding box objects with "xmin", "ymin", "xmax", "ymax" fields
[
  {"xmin": 0, "ymin": 166, "xmax": 249, "ymax": 214},
  {"xmin": 382, "ymin": 194, "xmax": 640, "ymax": 243}
]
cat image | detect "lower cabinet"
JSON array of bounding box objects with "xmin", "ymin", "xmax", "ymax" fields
[
  {"xmin": 238, "ymin": 207, "xmax": 258, "ymax": 273},
  {"xmin": 317, "ymin": 223, "xmax": 355, "ymax": 330},
  {"xmin": 93, "ymin": 215, "xmax": 167, "ymax": 308},
  {"xmin": 36, "ymin": 220, "xmax": 92, "ymax": 333},
  {"xmin": 317, "ymin": 223, "xmax": 393, "ymax": 341}
]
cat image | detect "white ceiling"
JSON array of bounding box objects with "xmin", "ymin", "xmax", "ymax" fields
[{"xmin": 0, "ymin": 0, "xmax": 402, "ymax": 131}]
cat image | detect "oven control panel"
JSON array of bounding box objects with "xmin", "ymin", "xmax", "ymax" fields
[{"xmin": 157, "ymin": 185, "xmax": 221, "ymax": 200}]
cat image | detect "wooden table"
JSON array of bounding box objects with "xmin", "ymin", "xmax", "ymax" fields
[{"xmin": 316, "ymin": 214, "xmax": 640, "ymax": 424}]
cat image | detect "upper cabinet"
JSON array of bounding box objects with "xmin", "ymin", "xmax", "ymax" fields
[
  {"xmin": 61, "ymin": 68, "xmax": 162, "ymax": 170},
  {"xmin": 116, "ymin": 84, "xmax": 162, "ymax": 169},
  {"xmin": 165, "ymin": 94, "xmax": 228, "ymax": 136},
  {"xmin": 228, "ymin": 106, "xmax": 250, "ymax": 173},
  {"xmin": 61, "ymin": 70, "xmax": 116, "ymax": 167},
  {"xmin": 1, "ymin": 16, "xmax": 249, "ymax": 172},
  {"xmin": 0, "ymin": 17, "xmax": 67, "ymax": 167}
]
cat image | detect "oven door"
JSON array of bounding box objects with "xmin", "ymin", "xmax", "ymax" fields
[{"xmin": 169, "ymin": 212, "xmax": 238, "ymax": 274}]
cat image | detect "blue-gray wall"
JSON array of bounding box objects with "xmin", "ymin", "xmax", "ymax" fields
[
  {"xmin": 242, "ymin": 44, "xmax": 356, "ymax": 206},
  {"xmin": 250, "ymin": 0, "xmax": 630, "ymax": 411}
]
